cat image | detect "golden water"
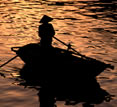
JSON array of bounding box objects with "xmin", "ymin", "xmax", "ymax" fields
[{"xmin": 0, "ymin": 0, "xmax": 117, "ymax": 107}]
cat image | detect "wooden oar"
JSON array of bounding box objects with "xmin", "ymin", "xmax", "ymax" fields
[
  {"xmin": 53, "ymin": 37, "xmax": 115, "ymax": 70},
  {"xmin": 0, "ymin": 55, "xmax": 18, "ymax": 68},
  {"xmin": 53, "ymin": 36, "xmax": 86, "ymax": 58}
]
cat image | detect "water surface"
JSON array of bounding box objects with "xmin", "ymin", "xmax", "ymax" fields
[{"xmin": 0, "ymin": 0, "xmax": 117, "ymax": 107}]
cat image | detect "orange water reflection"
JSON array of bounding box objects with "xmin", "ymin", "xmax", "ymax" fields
[{"xmin": 0, "ymin": 0, "xmax": 117, "ymax": 107}]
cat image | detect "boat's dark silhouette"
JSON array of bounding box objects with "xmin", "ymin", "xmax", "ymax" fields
[
  {"xmin": 10, "ymin": 15, "xmax": 114, "ymax": 107},
  {"xmin": 10, "ymin": 15, "xmax": 115, "ymax": 107},
  {"xmin": 12, "ymin": 43, "xmax": 114, "ymax": 107}
]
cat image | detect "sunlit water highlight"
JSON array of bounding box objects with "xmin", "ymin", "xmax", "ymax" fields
[{"xmin": 0, "ymin": 0, "xmax": 117, "ymax": 107}]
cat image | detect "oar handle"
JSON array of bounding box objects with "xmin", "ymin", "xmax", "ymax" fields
[
  {"xmin": 53, "ymin": 36, "xmax": 86, "ymax": 58},
  {"xmin": 53, "ymin": 37, "xmax": 68, "ymax": 47}
]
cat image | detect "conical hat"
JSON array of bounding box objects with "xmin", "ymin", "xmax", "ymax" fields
[{"xmin": 40, "ymin": 15, "xmax": 53, "ymax": 23}]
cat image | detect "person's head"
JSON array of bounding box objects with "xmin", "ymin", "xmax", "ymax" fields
[{"xmin": 39, "ymin": 15, "xmax": 53, "ymax": 24}]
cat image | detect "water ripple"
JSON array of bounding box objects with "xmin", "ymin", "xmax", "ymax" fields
[{"xmin": 0, "ymin": 0, "xmax": 117, "ymax": 106}]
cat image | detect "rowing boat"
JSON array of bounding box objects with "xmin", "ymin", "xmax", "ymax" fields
[{"xmin": 11, "ymin": 43, "xmax": 114, "ymax": 106}]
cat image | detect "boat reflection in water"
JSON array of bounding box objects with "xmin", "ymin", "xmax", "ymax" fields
[{"xmin": 12, "ymin": 43, "xmax": 114, "ymax": 107}]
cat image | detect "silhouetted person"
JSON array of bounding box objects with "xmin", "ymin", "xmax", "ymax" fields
[{"xmin": 38, "ymin": 15, "xmax": 55, "ymax": 48}]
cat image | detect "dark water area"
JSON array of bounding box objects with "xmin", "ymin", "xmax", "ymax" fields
[{"xmin": 0, "ymin": 0, "xmax": 117, "ymax": 107}]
